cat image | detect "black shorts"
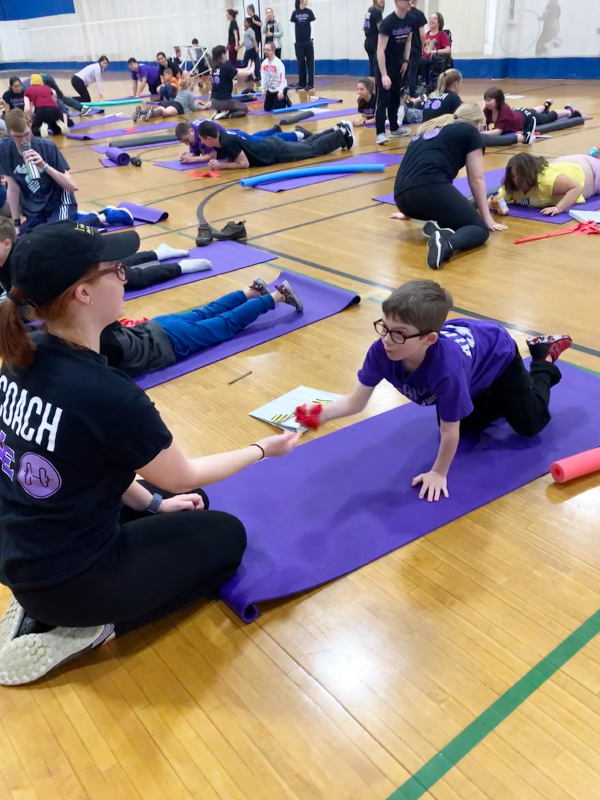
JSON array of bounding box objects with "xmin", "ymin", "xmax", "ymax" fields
[{"xmin": 163, "ymin": 100, "xmax": 184, "ymax": 114}]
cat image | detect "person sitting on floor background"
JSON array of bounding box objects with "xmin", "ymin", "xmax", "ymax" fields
[
  {"xmin": 132, "ymin": 77, "xmax": 206, "ymax": 121},
  {"xmin": 210, "ymin": 44, "xmax": 257, "ymax": 120},
  {"xmin": 482, "ymin": 87, "xmax": 580, "ymax": 139}
]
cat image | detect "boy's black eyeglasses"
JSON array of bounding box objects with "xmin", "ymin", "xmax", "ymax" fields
[
  {"xmin": 97, "ymin": 263, "xmax": 127, "ymax": 282},
  {"xmin": 373, "ymin": 319, "xmax": 433, "ymax": 345}
]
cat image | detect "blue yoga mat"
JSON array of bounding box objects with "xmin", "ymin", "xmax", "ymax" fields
[
  {"xmin": 134, "ymin": 271, "xmax": 360, "ymax": 390},
  {"xmin": 211, "ymin": 361, "xmax": 599, "ymax": 622}
]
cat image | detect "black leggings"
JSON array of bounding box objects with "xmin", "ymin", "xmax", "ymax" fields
[
  {"xmin": 32, "ymin": 106, "xmax": 64, "ymax": 136},
  {"xmin": 267, "ymin": 128, "xmax": 345, "ymax": 162},
  {"xmin": 13, "ymin": 481, "xmax": 247, "ymax": 636},
  {"xmin": 263, "ymin": 88, "xmax": 289, "ymax": 111},
  {"xmin": 123, "ymin": 250, "xmax": 182, "ymax": 291},
  {"xmin": 517, "ymin": 107, "xmax": 558, "ymax": 126},
  {"xmin": 364, "ymin": 39, "xmax": 377, "ymax": 77},
  {"xmin": 295, "ymin": 40, "xmax": 315, "ymax": 87},
  {"xmin": 70, "ymin": 74, "xmax": 91, "ymax": 103},
  {"xmin": 395, "ymin": 183, "xmax": 490, "ymax": 252},
  {"xmin": 375, "ymin": 67, "xmax": 404, "ymax": 135}
]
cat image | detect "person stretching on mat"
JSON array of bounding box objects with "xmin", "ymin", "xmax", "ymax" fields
[
  {"xmin": 176, "ymin": 119, "xmax": 314, "ymax": 165},
  {"xmin": 24, "ymin": 74, "xmax": 69, "ymax": 137},
  {"xmin": 132, "ymin": 77, "xmax": 205, "ymax": 122},
  {"xmin": 491, "ymin": 151, "xmax": 600, "ymax": 217},
  {"xmin": 0, "ymin": 220, "xmax": 300, "ymax": 686},
  {"xmin": 482, "ymin": 87, "xmax": 580, "ymax": 140},
  {"xmin": 297, "ymin": 279, "xmax": 572, "ymax": 502},
  {"xmin": 194, "ymin": 118, "xmax": 354, "ymax": 171},
  {"xmin": 389, "ymin": 102, "xmax": 507, "ymax": 270},
  {"xmin": 128, "ymin": 58, "xmax": 162, "ymax": 98},
  {"xmin": 356, "ymin": 77, "xmax": 377, "ymax": 124},
  {"xmin": 99, "ymin": 275, "xmax": 304, "ymax": 378},
  {"xmin": 71, "ymin": 57, "xmax": 109, "ymax": 105},
  {"xmin": 0, "ymin": 110, "xmax": 78, "ymax": 234},
  {"xmin": 210, "ymin": 45, "xmax": 257, "ymax": 120}
]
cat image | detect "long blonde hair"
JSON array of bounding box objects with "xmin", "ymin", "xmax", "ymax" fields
[
  {"xmin": 417, "ymin": 101, "xmax": 484, "ymax": 135},
  {"xmin": 435, "ymin": 68, "xmax": 461, "ymax": 95}
]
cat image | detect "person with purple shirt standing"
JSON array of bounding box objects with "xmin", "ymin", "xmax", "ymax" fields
[
  {"xmin": 297, "ymin": 280, "xmax": 572, "ymax": 502},
  {"xmin": 127, "ymin": 58, "xmax": 161, "ymax": 97}
]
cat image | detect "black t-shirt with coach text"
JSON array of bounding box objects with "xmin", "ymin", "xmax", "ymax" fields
[
  {"xmin": 2, "ymin": 89, "xmax": 25, "ymax": 111},
  {"xmin": 214, "ymin": 130, "xmax": 279, "ymax": 166},
  {"xmin": 422, "ymin": 91, "xmax": 462, "ymax": 122},
  {"xmin": 364, "ymin": 6, "xmax": 383, "ymax": 42},
  {"xmin": 394, "ymin": 122, "xmax": 485, "ymax": 195},
  {"xmin": 379, "ymin": 11, "xmax": 418, "ymax": 67},
  {"xmin": 408, "ymin": 7, "xmax": 427, "ymax": 56},
  {"xmin": 211, "ymin": 62, "xmax": 238, "ymax": 100},
  {"xmin": 290, "ymin": 7, "xmax": 315, "ymax": 43},
  {"xmin": 0, "ymin": 333, "xmax": 172, "ymax": 590}
]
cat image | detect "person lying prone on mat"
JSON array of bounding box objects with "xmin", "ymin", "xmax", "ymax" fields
[
  {"xmin": 0, "ymin": 221, "xmax": 301, "ymax": 687},
  {"xmin": 490, "ymin": 151, "xmax": 600, "ymax": 217},
  {"xmin": 175, "ymin": 118, "xmax": 320, "ymax": 164},
  {"xmin": 99, "ymin": 276, "xmax": 304, "ymax": 377},
  {"xmin": 482, "ymin": 87, "xmax": 581, "ymax": 138},
  {"xmin": 191, "ymin": 118, "xmax": 354, "ymax": 171},
  {"xmin": 296, "ymin": 279, "xmax": 572, "ymax": 502},
  {"xmin": 132, "ymin": 77, "xmax": 205, "ymax": 122}
]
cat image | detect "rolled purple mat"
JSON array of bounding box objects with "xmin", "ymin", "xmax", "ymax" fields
[
  {"xmin": 105, "ymin": 146, "xmax": 130, "ymax": 166},
  {"xmin": 118, "ymin": 201, "xmax": 168, "ymax": 223}
]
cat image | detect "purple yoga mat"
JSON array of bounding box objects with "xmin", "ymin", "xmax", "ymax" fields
[
  {"xmin": 210, "ymin": 361, "xmax": 600, "ymax": 622},
  {"xmin": 134, "ymin": 270, "xmax": 360, "ymax": 390},
  {"xmin": 506, "ymin": 195, "xmax": 600, "ymax": 224},
  {"xmin": 67, "ymin": 121, "xmax": 177, "ymax": 141},
  {"xmin": 118, "ymin": 201, "xmax": 168, "ymax": 223},
  {"xmin": 153, "ymin": 158, "xmax": 198, "ymax": 171},
  {"xmin": 92, "ymin": 140, "xmax": 178, "ymax": 154},
  {"xmin": 100, "ymin": 146, "xmax": 130, "ymax": 168},
  {"xmin": 256, "ymin": 152, "xmax": 404, "ymax": 192},
  {"xmin": 69, "ymin": 114, "xmax": 126, "ymax": 130},
  {"xmin": 99, "ymin": 220, "xmax": 146, "ymax": 232},
  {"xmin": 124, "ymin": 241, "xmax": 277, "ymax": 300},
  {"xmin": 292, "ymin": 107, "xmax": 356, "ymax": 122},
  {"xmin": 373, "ymin": 167, "xmax": 506, "ymax": 205}
]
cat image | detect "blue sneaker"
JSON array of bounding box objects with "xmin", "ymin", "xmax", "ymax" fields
[
  {"xmin": 589, "ymin": 147, "xmax": 599, "ymax": 159},
  {"xmin": 100, "ymin": 206, "xmax": 134, "ymax": 227}
]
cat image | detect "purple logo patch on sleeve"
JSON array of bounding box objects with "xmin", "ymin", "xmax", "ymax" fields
[{"xmin": 17, "ymin": 453, "xmax": 62, "ymax": 499}]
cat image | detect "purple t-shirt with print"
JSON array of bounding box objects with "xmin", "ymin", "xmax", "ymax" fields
[
  {"xmin": 131, "ymin": 63, "xmax": 160, "ymax": 84},
  {"xmin": 189, "ymin": 119, "xmax": 226, "ymax": 156},
  {"xmin": 357, "ymin": 319, "xmax": 516, "ymax": 422}
]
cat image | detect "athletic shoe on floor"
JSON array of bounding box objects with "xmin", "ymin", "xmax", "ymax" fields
[
  {"xmin": 397, "ymin": 104, "xmax": 406, "ymax": 126},
  {"xmin": 526, "ymin": 334, "xmax": 572, "ymax": 362},
  {"xmin": 565, "ymin": 105, "xmax": 582, "ymax": 118},
  {"xmin": 196, "ymin": 223, "xmax": 213, "ymax": 246},
  {"xmin": 272, "ymin": 123, "xmax": 283, "ymax": 132},
  {"xmin": 389, "ymin": 128, "xmax": 410, "ymax": 138},
  {"xmin": 422, "ymin": 220, "xmax": 455, "ymax": 239},
  {"xmin": 306, "ymin": 85, "xmax": 315, "ymax": 92},
  {"xmin": 376, "ymin": 133, "xmax": 389, "ymax": 145},
  {"xmin": 276, "ymin": 280, "xmax": 303, "ymax": 312},
  {"xmin": 212, "ymin": 220, "xmax": 247, "ymax": 241},
  {"xmin": 294, "ymin": 125, "xmax": 313, "ymax": 139},
  {"xmin": 39, "ymin": 122, "xmax": 49, "ymax": 138},
  {"xmin": 522, "ymin": 114, "xmax": 537, "ymax": 145},
  {"xmin": 57, "ymin": 119, "xmax": 69, "ymax": 135},
  {"xmin": 544, "ymin": 98, "xmax": 553, "ymax": 111},
  {"xmin": 101, "ymin": 206, "xmax": 135, "ymax": 227},
  {"xmin": 131, "ymin": 105, "xmax": 143, "ymax": 122},
  {"xmin": 426, "ymin": 230, "xmax": 454, "ymax": 270},
  {"xmin": 212, "ymin": 110, "xmax": 230, "ymax": 121},
  {"xmin": 589, "ymin": 146, "xmax": 600, "ymax": 158},
  {"xmin": 337, "ymin": 120, "xmax": 354, "ymax": 150},
  {"xmin": 250, "ymin": 277, "xmax": 270, "ymax": 295},
  {"xmin": 143, "ymin": 107, "xmax": 154, "ymax": 121},
  {"xmin": 80, "ymin": 106, "xmax": 93, "ymax": 117}
]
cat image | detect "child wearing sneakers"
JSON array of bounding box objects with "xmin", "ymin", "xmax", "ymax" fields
[
  {"xmin": 100, "ymin": 277, "xmax": 303, "ymax": 377},
  {"xmin": 296, "ymin": 279, "xmax": 571, "ymax": 502}
]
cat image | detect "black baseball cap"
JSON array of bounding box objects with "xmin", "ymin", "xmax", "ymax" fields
[{"xmin": 10, "ymin": 221, "xmax": 140, "ymax": 306}]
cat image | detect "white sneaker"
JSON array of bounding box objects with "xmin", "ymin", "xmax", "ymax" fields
[
  {"xmin": 376, "ymin": 132, "xmax": 389, "ymax": 145},
  {"xmin": 212, "ymin": 110, "xmax": 230, "ymax": 121},
  {"xmin": 57, "ymin": 119, "xmax": 69, "ymax": 135},
  {"xmin": 39, "ymin": 122, "xmax": 49, "ymax": 138}
]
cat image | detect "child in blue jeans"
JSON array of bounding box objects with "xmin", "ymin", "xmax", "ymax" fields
[
  {"xmin": 99, "ymin": 277, "xmax": 303, "ymax": 377},
  {"xmin": 298, "ymin": 279, "xmax": 572, "ymax": 502}
]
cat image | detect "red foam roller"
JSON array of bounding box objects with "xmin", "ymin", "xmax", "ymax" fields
[{"xmin": 551, "ymin": 447, "xmax": 600, "ymax": 483}]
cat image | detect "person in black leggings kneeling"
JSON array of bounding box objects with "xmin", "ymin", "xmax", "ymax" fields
[
  {"xmin": 391, "ymin": 102, "xmax": 507, "ymax": 269},
  {"xmin": 0, "ymin": 221, "xmax": 300, "ymax": 685}
]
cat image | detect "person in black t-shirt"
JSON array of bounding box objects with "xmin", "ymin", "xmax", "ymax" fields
[
  {"xmin": 195, "ymin": 118, "xmax": 354, "ymax": 170},
  {"xmin": 291, "ymin": 0, "xmax": 316, "ymax": 90},
  {"xmin": 226, "ymin": 8, "xmax": 241, "ymax": 64},
  {"xmin": 246, "ymin": 4, "xmax": 262, "ymax": 56},
  {"xmin": 0, "ymin": 220, "xmax": 300, "ymax": 686},
  {"xmin": 210, "ymin": 45, "xmax": 257, "ymax": 119},
  {"xmin": 156, "ymin": 51, "xmax": 181, "ymax": 80},
  {"xmin": 2, "ymin": 76, "xmax": 25, "ymax": 113},
  {"xmin": 375, "ymin": 0, "xmax": 417, "ymax": 144},
  {"xmin": 391, "ymin": 103, "xmax": 508, "ymax": 269},
  {"xmin": 363, "ymin": 0, "xmax": 385, "ymax": 77},
  {"xmin": 421, "ymin": 68, "xmax": 462, "ymax": 122},
  {"xmin": 406, "ymin": 0, "xmax": 427, "ymax": 97},
  {"xmin": 357, "ymin": 78, "xmax": 377, "ymax": 123}
]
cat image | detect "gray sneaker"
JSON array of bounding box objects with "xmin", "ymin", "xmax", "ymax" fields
[
  {"xmin": 131, "ymin": 105, "xmax": 143, "ymax": 122},
  {"xmin": 250, "ymin": 277, "xmax": 270, "ymax": 295},
  {"xmin": 276, "ymin": 280, "xmax": 303, "ymax": 313}
]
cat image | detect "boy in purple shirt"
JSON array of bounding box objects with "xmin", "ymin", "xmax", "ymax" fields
[
  {"xmin": 127, "ymin": 58, "xmax": 161, "ymax": 97},
  {"xmin": 300, "ymin": 280, "xmax": 571, "ymax": 502}
]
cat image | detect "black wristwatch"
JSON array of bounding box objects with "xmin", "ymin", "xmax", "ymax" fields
[{"xmin": 146, "ymin": 492, "xmax": 162, "ymax": 514}]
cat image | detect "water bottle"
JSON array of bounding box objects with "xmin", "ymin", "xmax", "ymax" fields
[{"xmin": 21, "ymin": 142, "xmax": 40, "ymax": 181}]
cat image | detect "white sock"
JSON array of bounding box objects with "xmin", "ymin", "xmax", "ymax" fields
[
  {"xmin": 154, "ymin": 243, "xmax": 190, "ymax": 261},
  {"xmin": 295, "ymin": 132, "xmax": 305, "ymax": 140},
  {"xmin": 179, "ymin": 258, "xmax": 212, "ymax": 274}
]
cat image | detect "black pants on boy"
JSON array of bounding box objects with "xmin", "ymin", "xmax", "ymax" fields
[
  {"xmin": 407, "ymin": 55, "xmax": 422, "ymax": 97},
  {"xmin": 14, "ymin": 482, "xmax": 246, "ymax": 636},
  {"xmin": 32, "ymin": 106, "xmax": 64, "ymax": 136},
  {"xmin": 262, "ymin": 127, "xmax": 345, "ymax": 163},
  {"xmin": 375, "ymin": 66, "xmax": 403, "ymax": 135},
  {"xmin": 122, "ymin": 249, "xmax": 182, "ymax": 292},
  {"xmin": 460, "ymin": 349, "xmax": 561, "ymax": 436},
  {"xmin": 517, "ymin": 107, "xmax": 558, "ymax": 126},
  {"xmin": 395, "ymin": 183, "xmax": 490, "ymax": 252},
  {"xmin": 264, "ymin": 88, "xmax": 289, "ymax": 111},
  {"xmin": 295, "ymin": 40, "xmax": 315, "ymax": 88}
]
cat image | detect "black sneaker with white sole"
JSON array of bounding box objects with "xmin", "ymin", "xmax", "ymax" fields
[
  {"xmin": 522, "ymin": 114, "xmax": 537, "ymax": 145},
  {"xmin": 422, "ymin": 220, "xmax": 455, "ymax": 239},
  {"xmin": 426, "ymin": 231, "xmax": 454, "ymax": 270},
  {"xmin": 337, "ymin": 120, "xmax": 355, "ymax": 150},
  {"xmin": 564, "ymin": 105, "xmax": 582, "ymax": 118},
  {"xmin": 294, "ymin": 125, "xmax": 313, "ymax": 139}
]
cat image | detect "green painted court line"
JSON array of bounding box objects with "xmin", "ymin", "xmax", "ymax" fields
[{"xmin": 388, "ymin": 598, "xmax": 600, "ymax": 798}]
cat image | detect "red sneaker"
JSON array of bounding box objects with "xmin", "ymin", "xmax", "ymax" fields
[{"xmin": 527, "ymin": 334, "xmax": 572, "ymax": 362}]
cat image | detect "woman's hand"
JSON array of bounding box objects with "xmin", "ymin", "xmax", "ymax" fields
[
  {"xmin": 487, "ymin": 218, "xmax": 508, "ymax": 232},
  {"xmin": 158, "ymin": 493, "xmax": 205, "ymax": 513},
  {"xmin": 382, "ymin": 75, "xmax": 392, "ymax": 91},
  {"xmin": 389, "ymin": 211, "xmax": 411, "ymax": 220},
  {"xmin": 255, "ymin": 431, "xmax": 301, "ymax": 458},
  {"xmin": 541, "ymin": 206, "xmax": 561, "ymax": 216}
]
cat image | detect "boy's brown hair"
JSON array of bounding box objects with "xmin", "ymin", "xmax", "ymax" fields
[{"xmin": 382, "ymin": 280, "xmax": 453, "ymax": 333}]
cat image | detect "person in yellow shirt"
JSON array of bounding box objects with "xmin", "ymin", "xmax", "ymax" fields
[{"xmin": 493, "ymin": 151, "xmax": 600, "ymax": 216}]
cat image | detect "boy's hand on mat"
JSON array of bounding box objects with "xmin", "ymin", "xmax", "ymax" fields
[
  {"xmin": 180, "ymin": 153, "xmax": 194, "ymax": 163},
  {"xmin": 158, "ymin": 494, "xmax": 205, "ymax": 512},
  {"xmin": 541, "ymin": 206, "xmax": 561, "ymax": 216},
  {"xmin": 412, "ymin": 471, "xmax": 449, "ymax": 502},
  {"xmin": 256, "ymin": 432, "xmax": 301, "ymax": 458}
]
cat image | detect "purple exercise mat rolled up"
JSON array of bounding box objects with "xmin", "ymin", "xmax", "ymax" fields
[
  {"xmin": 69, "ymin": 114, "xmax": 126, "ymax": 130},
  {"xmin": 118, "ymin": 201, "xmax": 168, "ymax": 223},
  {"xmin": 209, "ymin": 361, "xmax": 600, "ymax": 622},
  {"xmin": 105, "ymin": 146, "xmax": 130, "ymax": 166}
]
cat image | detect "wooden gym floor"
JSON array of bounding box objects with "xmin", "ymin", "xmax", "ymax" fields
[{"xmin": 1, "ymin": 73, "xmax": 600, "ymax": 800}]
